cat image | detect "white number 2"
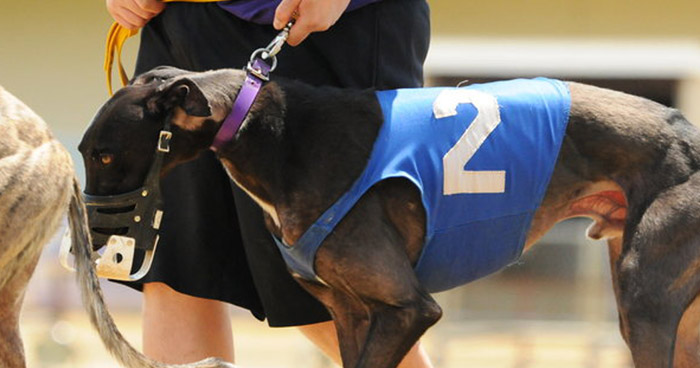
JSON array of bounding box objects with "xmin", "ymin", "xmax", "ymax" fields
[{"xmin": 433, "ymin": 89, "xmax": 506, "ymax": 195}]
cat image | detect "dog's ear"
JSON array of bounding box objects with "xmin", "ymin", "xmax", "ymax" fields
[
  {"xmin": 148, "ymin": 78, "xmax": 212, "ymax": 117},
  {"xmin": 131, "ymin": 66, "xmax": 189, "ymax": 86}
]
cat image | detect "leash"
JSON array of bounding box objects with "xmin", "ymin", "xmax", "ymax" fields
[
  {"xmin": 104, "ymin": 0, "xmax": 220, "ymax": 96},
  {"xmin": 210, "ymin": 22, "xmax": 291, "ymax": 151}
]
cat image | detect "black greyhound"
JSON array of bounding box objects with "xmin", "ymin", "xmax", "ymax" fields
[{"xmin": 79, "ymin": 66, "xmax": 700, "ymax": 368}]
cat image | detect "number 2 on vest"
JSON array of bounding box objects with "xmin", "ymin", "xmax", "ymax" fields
[{"xmin": 433, "ymin": 89, "xmax": 506, "ymax": 195}]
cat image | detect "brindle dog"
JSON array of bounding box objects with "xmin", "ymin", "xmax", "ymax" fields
[
  {"xmin": 0, "ymin": 86, "xmax": 233, "ymax": 368},
  {"xmin": 0, "ymin": 86, "xmax": 75, "ymax": 367},
  {"xmin": 79, "ymin": 66, "xmax": 700, "ymax": 368}
]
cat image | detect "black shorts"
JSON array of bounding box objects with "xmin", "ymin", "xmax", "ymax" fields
[{"xmin": 122, "ymin": 0, "xmax": 430, "ymax": 327}]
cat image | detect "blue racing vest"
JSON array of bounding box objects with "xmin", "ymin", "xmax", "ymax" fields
[{"xmin": 273, "ymin": 78, "xmax": 571, "ymax": 292}]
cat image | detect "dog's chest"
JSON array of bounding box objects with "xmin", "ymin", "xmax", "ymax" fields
[{"xmin": 276, "ymin": 78, "xmax": 572, "ymax": 292}]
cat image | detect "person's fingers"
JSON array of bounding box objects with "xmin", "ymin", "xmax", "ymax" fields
[
  {"xmin": 135, "ymin": 0, "xmax": 165, "ymax": 14},
  {"xmin": 282, "ymin": 0, "xmax": 350, "ymax": 46},
  {"xmin": 106, "ymin": 0, "xmax": 122, "ymax": 21},
  {"xmin": 123, "ymin": 0, "xmax": 158, "ymax": 19},
  {"xmin": 116, "ymin": 6, "xmax": 149, "ymax": 30},
  {"xmin": 286, "ymin": 16, "xmax": 314, "ymax": 46},
  {"xmin": 113, "ymin": 14, "xmax": 139, "ymax": 30},
  {"xmin": 274, "ymin": 0, "xmax": 302, "ymax": 29}
]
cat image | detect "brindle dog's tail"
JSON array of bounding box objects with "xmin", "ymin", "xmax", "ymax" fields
[{"xmin": 67, "ymin": 177, "xmax": 235, "ymax": 368}]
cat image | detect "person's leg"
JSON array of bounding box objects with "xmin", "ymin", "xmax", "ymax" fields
[
  {"xmin": 142, "ymin": 282, "xmax": 235, "ymax": 364},
  {"xmin": 130, "ymin": 9, "xmax": 269, "ymax": 363},
  {"xmin": 299, "ymin": 321, "xmax": 433, "ymax": 368}
]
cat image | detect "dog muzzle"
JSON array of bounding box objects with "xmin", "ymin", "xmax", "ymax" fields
[{"xmin": 60, "ymin": 129, "xmax": 172, "ymax": 281}]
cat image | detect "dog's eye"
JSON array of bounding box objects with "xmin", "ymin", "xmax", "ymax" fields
[
  {"xmin": 99, "ymin": 153, "xmax": 114, "ymax": 166},
  {"xmin": 147, "ymin": 76, "xmax": 166, "ymax": 84}
]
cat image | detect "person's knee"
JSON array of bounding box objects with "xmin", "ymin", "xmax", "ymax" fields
[
  {"xmin": 143, "ymin": 282, "xmax": 181, "ymax": 300},
  {"xmin": 143, "ymin": 282, "xmax": 211, "ymax": 310},
  {"xmin": 143, "ymin": 282, "xmax": 227, "ymax": 312}
]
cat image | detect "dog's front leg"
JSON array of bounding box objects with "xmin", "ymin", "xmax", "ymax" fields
[
  {"xmin": 315, "ymin": 247, "xmax": 440, "ymax": 368},
  {"xmin": 354, "ymin": 298, "xmax": 439, "ymax": 368},
  {"xmin": 312, "ymin": 189, "xmax": 442, "ymax": 368},
  {"xmin": 295, "ymin": 280, "xmax": 371, "ymax": 367}
]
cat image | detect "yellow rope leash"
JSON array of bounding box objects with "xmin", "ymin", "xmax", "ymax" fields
[{"xmin": 104, "ymin": 0, "xmax": 219, "ymax": 95}]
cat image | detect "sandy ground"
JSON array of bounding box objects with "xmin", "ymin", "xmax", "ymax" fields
[
  {"xmin": 18, "ymin": 219, "xmax": 632, "ymax": 367},
  {"xmin": 19, "ymin": 309, "xmax": 632, "ymax": 368}
]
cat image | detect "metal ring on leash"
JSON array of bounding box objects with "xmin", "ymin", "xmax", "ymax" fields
[
  {"xmin": 248, "ymin": 48, "xmax": 278, "ymax": 79},
  {"xmin": 244, "ymin": 21, "xmax": 293, "ymax": 80}
]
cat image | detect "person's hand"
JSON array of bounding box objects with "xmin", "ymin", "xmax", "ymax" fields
[
  {"xmin": 106, "ymin": 0, "xmax": 165, "ymax": 30},
  {"xmin": 273, "ymin": 0, "xmax": 352, "ymax": 46}
]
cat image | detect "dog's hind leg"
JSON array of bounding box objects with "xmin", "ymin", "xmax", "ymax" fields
[
  {"xmin": 564, "ymin": 81, "xmax": 700, "ymax": 367},
  {"xmin": 0, "ymin": 150, "xmax": 72, "ymax": 367},
  {"xmin": 611, "ymin": 172, "xmax": 700, "ymax": 368},
  {"xmin": 674, "ymin": 293, "xmax": 700, "ymax": 367},
  {"xmin": 310, "ymin": 180, "xmax": 442, "ymax": 368},
  {"xmin": 0, "ymin": 95, "xmax": 74, "ymax": 367},
  {"xmin": 0, "ymin": 255, "xmax": 40, "ymax": 368}
]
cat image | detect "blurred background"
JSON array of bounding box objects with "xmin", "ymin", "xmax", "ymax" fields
[{"xmin": 2, "ymin": 0, "xmax": 700, "ymax": 367}]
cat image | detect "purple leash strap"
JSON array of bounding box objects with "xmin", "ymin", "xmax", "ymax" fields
[{"xmin": 210, "ymin": 58, "xmax": 271, "ymax": 152}]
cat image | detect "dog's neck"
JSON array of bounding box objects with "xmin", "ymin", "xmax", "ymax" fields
[{"xmin": 209, "ymin": 79, "xmax": 383, "ymax": 242}]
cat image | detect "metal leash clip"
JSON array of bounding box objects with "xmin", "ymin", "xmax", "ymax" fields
[{"xmin": 246, "ymin": 21, "xmax": 294, "ymax": 80}]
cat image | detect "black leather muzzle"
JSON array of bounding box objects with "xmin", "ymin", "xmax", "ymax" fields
[{"xmin": 72, "ymin": 127, "xmax": 172, "ymax": 281}]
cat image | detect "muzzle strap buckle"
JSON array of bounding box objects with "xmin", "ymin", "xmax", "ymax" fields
[{"xmin": 157, "ymin": 130, "xmax": 172, "ymax": 153}]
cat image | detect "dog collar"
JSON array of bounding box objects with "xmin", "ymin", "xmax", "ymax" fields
[
  {"xmin": 210, "ymin": 58, "xmax": 270, "ymax": 152},
  {"xmin": 210, "ymin": 22, "xmax": 292, "ymax": 152}
]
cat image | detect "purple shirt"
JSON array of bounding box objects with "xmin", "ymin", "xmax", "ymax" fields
[{"xmin": 218, "ymin": 0, "xmax": 381, "ymax": 24}]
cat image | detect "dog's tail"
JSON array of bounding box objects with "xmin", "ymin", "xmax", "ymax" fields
[{"xmin": 68, "ymin": 177, "xmax": 236, "ymax": 368}]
